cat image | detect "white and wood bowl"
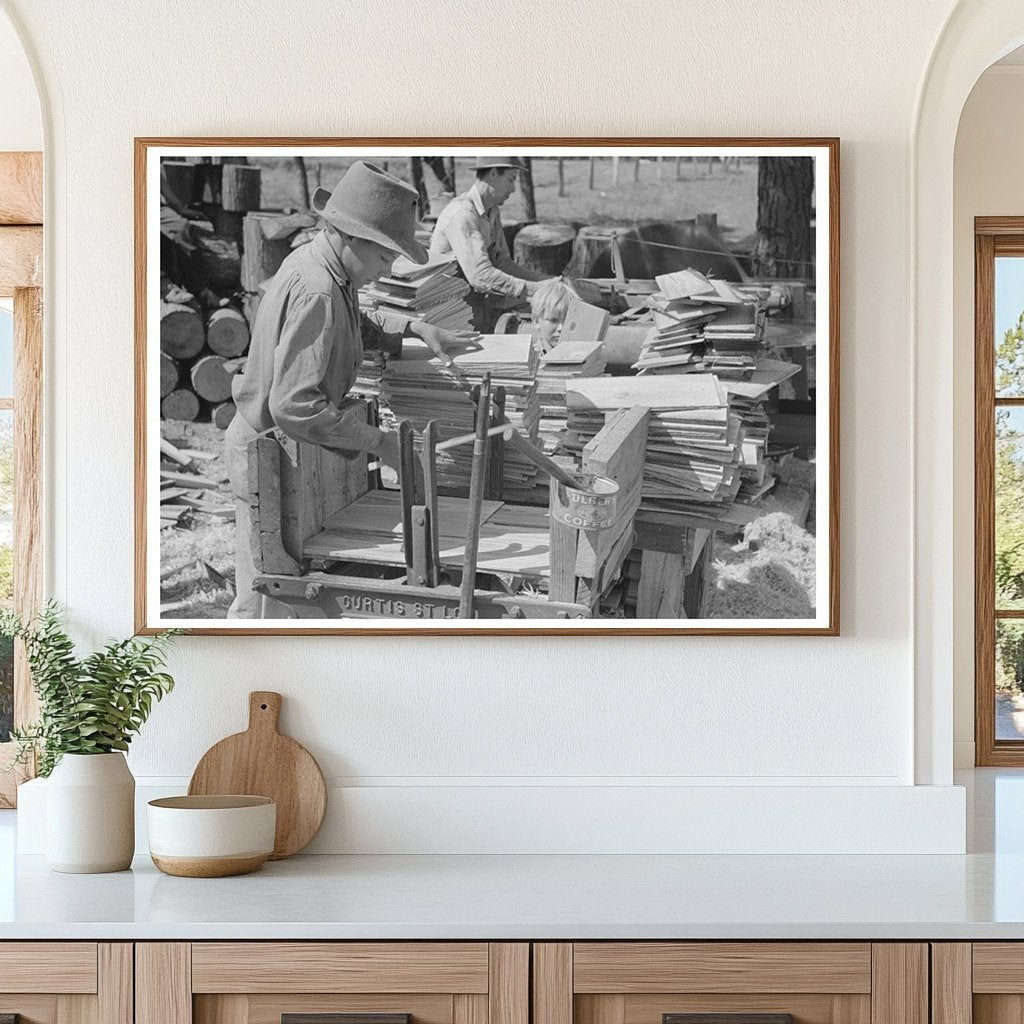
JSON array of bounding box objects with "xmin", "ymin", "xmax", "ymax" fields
[{"xmin": 147, "ymin": 795, "xmax": 276, "ymax": 877}]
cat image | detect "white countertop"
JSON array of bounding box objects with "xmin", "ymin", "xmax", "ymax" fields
[
  {"xmin": 1, "ymin": 769, "xmax": 1022, "ymax": 941},
  {"xmin": 0, "ymin": 847, "xmax": 1022, "ymax": 941}
]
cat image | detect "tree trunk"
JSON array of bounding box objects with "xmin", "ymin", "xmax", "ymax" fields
[
  {"xmin": 517, "ymin": 157, "xmax": 537, "ymax": 221},
  {"xmin": 753, "ymin": 156, "xmax": 814, "ymax": 279},
  {"xmin": 161, "ymin": 388, "xmax": 200, "ymax": 422},
  {"xmin": 221, "ymin": 165, "xmax": 262, "ymax": 212},
  {"xmin": 409, "ymin": 157, "xmax": 429, "ymax": 219},
  {"xmin": 191, "ymin": 354, "xmax": 234, "ymax": 403},
  {"xmin": 241, "ymin": 213, "xmax": 293, "ymax": 292},
  {"xmin": 422, "ymin": 156, "xmax": 456, "ymax": 194},
  {"xmin": 513, "ymin": 222, "xmax": 576, "ymax": 276},
  {"xmin": 211, "ymin": 401, "xmax": 237, "ymax": 430},
  {"xmin": 160, "ymin": 301, "xmax": 205, "ymax": 359},
  {"xmin": 160, "ymin": 353, "xmax": 180, "ymax": 398},
  {"xmin": 294, "ymin": 157, "xmax": 311, "ymax": 210},
  {"xmin": 207, "ymin": 306, "xmax": 250, "ymax": 357}
]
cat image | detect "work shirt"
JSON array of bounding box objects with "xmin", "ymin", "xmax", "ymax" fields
[
  {"xmin": 232, "ymin": 229, "xmax": 411, "ymax": 453},
  {"xmin": 429, "ymin": 180, "xmax": 543, "ymax": 299}
]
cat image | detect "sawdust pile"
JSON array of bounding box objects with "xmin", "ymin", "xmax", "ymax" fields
[{"xmin": 708, "ymin": 511, "xmax": 816, "ymax": 619}]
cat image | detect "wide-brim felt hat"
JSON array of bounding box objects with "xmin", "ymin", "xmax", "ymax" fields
[
  {"xmin": 475, "ymin": 154, "xmax": 521, "ymax": 170},
  {"xmin": 312, "ymin": 161, "xmax": 428, "ymax": 265}
]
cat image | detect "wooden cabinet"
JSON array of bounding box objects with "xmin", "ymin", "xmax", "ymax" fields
[
  {"xmin": 932, "ymin": 943, "xmax": 1022, "ymax": 1024},
  {"xmin": 136, "ymin": 944, "xmax": 528, "ymax": 1024},
  {"xmin": 0, "ymin": 942, "xmax": 132, "ymax": 1024},
  {"xmin": 532, "ymin": 944, "xmax": 928, "ymax": 1024}
]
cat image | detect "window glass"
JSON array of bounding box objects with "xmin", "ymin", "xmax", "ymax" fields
[{"xmin": 996, "ymin": 257, "xmax": 1024, "ymax": 397}]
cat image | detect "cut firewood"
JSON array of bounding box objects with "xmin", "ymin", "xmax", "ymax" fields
[
  {"xmin": 212, "ymin": 400, "xmax": 237, "ymax": 430},
  {"xmin": 160, "ymin": 469, "xmax": 222, "ymax": 489},
  {"xmin": 207, "ymin": 306, "xmax": 250, "ymax": 357},
  {"xmin": 161, "ymin": 353, "xmax": 180, "ymax": 398},
  {"xmin": 160, "ymin": 388, "xmax": 200, "ymax": 422},
  {"xmin": 191, "ymin": 354, "xmax": 233, "ymax": 402},
  {"xmin": 160, "ymin": 301, "xmax": 204, "ymax": 359}
]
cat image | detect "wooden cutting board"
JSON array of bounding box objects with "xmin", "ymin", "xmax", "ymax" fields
[{"xmin": 188, "ymin": 691, "xmax": 326, "ymax": 859}]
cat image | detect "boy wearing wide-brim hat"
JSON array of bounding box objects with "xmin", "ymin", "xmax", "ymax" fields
[
  {"xmin": 429, "ymin": 154, "xmax": 552, "ymax": 332},
  {"xmin": 225, "ymin": 160, "xmax": 474, "ymax": 619}
]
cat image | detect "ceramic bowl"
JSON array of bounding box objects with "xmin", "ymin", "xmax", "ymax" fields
[{"xmin": 147, "ymin": 795, "xmax": 276, "ymax": 877}]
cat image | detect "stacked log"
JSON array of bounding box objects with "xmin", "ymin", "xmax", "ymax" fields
[
  {"xmin": 159, "ymin": 300, "xmax": 246, "ymax": 424},
  {"xmin": 513, "ymin": 222, "xmax": 576, "ymax": 276},
  {"xmin": 159, "ymin": 157, "xmax": 317, "ymax": 429}
]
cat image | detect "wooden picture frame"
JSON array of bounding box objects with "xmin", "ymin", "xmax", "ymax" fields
[
  {"xmin": 135, "ymin": 137, "xmax": 839, "ymax": 635},
  {"xmin": 0, "ymin": 151, "xmax": 44, "ymax": 805},
  {"xmin": 975, "ymin": 216, "xmax": 1024, "ymax": 764}
]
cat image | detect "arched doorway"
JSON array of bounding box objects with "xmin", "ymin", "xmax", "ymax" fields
[{"xmin": 913, "ymin": 2, "xmax": 1024, "ymax": 785}]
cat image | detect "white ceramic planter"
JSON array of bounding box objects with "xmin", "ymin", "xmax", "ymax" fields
[{"xmin": 46, "ymin": 752, "xmax": 135, "ymax": 873}]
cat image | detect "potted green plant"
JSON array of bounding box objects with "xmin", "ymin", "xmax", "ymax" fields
[{"xmin": 2, "ymin": 603, "xmax": 178, "ymax": 873}]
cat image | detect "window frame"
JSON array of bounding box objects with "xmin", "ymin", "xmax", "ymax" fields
[
  {"xmin": 975, "ymin": 217, "xmax": 1024, "ymax": 765},
  {"xmin": 0, "ymin": 152, "xmax": 43, "ymax": 807}
]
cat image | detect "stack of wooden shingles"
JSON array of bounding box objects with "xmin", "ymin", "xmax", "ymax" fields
[
  {"xmin": 536, "ymin": 342, "xmax": 606, "ymax": 450},
  {"xmin": 535, "ymin": 297, "xmax": 611, "ymax": 452},
  {"xmin": 634, "ymin": 269, "xmax": 782, "ymax": 503},
  {"xmin": 635, "ymin": 268, "xmax": 767, "ymax": 378},
  {"xmin": 565, "ymin": 375, "xmax": 743, "ymax": 517},
  {"xmin": 379, "ymin": 336, "xmax": 542, "ymax": 501},
  {"xmin": 360, "ymin": 256, "xmax": 473, "ymax": 332},
  {"xmin": 159, "ymin": 438, "xmax": 233, "ymax": 530}
]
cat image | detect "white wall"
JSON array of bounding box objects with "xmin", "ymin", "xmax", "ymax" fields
[
  {"xmin": 952, "ymin": 65, "xmax": 1024, "ymax": 767},
  {"xmin": 0, "ymin": 0, "xmax": 974, "ymax": 852},
  {"xmin": 0, "ymin": 7, "xmax": 39, "ymax": 151}
]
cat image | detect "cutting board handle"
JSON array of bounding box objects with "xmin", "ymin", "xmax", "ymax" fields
[{"xmin": 248, "ymin": 691, "xmax": 282, "ymax": 734}]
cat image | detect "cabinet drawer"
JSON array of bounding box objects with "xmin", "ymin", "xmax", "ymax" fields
[
  {"xmin": 191, "ymin": 943, "xmax": 490, "ymax": 994},
  {"xmin": 139, "ymin": 942, "xmax": 528, "ymax": 1024},
  {"xmin": 0, "ymin": 943, "xmax": 130, "ymax": 1024},
  {"xmin": 0, "ymin": 942, "xmax": 99, "ymax": 993},
  {"xmin": 533, "ymin": 943, "xmax": 925, "ymax": 1024}
]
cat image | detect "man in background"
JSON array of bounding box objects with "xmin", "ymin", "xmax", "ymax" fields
[{"xmin": 429, "ymin": 155, "xmax": 550, "ymax": 331}]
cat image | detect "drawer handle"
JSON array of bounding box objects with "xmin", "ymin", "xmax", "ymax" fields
[
  {"xmin": 283, "ymin": 1016, "xmax": 411, "ymax": 1024},
  {"xmin": 664, "ymin": 1016, "xmax": 795, "ymax": 1024}
]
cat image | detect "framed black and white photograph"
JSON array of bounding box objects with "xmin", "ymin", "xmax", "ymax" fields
[{"xmin": 135, "ymin": 138, "xmax": 838, "ymax": 635}]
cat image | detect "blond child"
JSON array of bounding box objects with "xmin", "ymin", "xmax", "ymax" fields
[{"xmin": 529, "ymin": 278, "xmax": 574, "ymax": 355}]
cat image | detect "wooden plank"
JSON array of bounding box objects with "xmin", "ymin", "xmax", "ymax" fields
[
  {"xmin": 931, "ymin": 945, "xmax": 971, "ymax": 1024},
  {"xmin": 572, "ymin": 943, "xmax": 871, "ymax": 994},
  {"xmin": 0, "ymin": 152, "xmax": 42, "ymax": 224},
  {"xmin": 870, "ymin": 945, "xmax": 927, "ymax": 1024},
  {"xmin": 576, "ymin": 407, "xmax": 649, "ymax": 578},
  {"xmin": 13, "ymin": 287, "xmax": 42, "ymax": 741},
  {"xmin": 195, "ymin": 995, "xmax": 248, "ymax": 1024},
  {"xmin": 567, "ymin": 374, "xmax": 726, "ymax": 412},
  {"xmin": 98, "ymin": 945, "xmax": 133, "ymax": 1024},
  {"xmin": 0, "ymin": 943, "xmax": 97, "ymax": 993},
  {"xmin": 249, "ymin": 436, "xmax": 300, "ymax": 574},
  {"xmin": 636, "ymin": 549, "xmax": 687, "ymax": 618},
  {"xmin": 321, "ymin": 491, "xmax": 501, "ymax": 538},
  {"xmin": 973, "ymin": 995, "xmax": 1024, "ymax": 1024},
  {"xmin": 135, "ymin": 944, "xmax": 191, "ymax": 1024},
  {"xmin": 191, "ymin": 942, "xmax": 489, "ymax": 994},
  {"xmin": 453, "ymin": 995, "xmax": 487, "ymax": 1024},
  {"xmin": 548, "ymin": 457, "xmax": 580, "ymax": 602},
  {"xmin": 576, "ymin": 996, "xmax": 624, "ymax": 1024},
  {"xmin": 534, "ymin": 944, "xmax": 573, "ymax": 1024},
  {"xmin": 971, "ymin": 944, "xmax": 1024, "ymax": 992},
  {"xmin": 489, "ymin": 943, "xmax": 528, "ymax": 1024},
  {"xmin": 0, "ymin": 225, "xmax": 42, "ymax": 294}
]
